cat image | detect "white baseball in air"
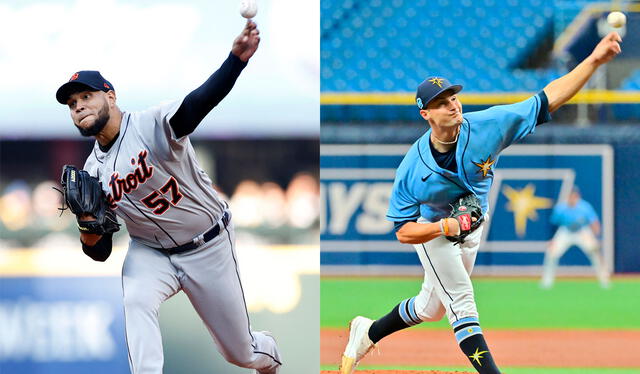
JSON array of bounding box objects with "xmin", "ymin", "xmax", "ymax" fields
[
  {"xmin": 607, "ymin": 11, "xmax": 626, "ymax": 28},
  {"xmin": 239, "ymin": 0, "xmax": 257, "ymax": 18}
]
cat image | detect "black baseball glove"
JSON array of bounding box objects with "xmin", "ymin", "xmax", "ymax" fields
[
  {"xmin": 57, "ymin": 165, "xmax": 120, "ymax": 235},
  {"xmin": 445, "ymin": 193, "xmax": 484, "ymax": 245}
]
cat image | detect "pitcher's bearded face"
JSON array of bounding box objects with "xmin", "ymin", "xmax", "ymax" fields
[{"xmin": 68, "ymin": 91, "xmax": 111, "ymax": 137}]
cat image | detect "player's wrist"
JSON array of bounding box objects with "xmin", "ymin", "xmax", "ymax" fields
[
  {"xmin": 584, "ymin": 53, "xmax": 606, "ymax": 69},
  {"xmin": 80, "ymin": 232, "xmax": 102, "ymax": 246},
  {"xmin": 440, "ymin": 218, "xmax": 450, "ymax": 236}
]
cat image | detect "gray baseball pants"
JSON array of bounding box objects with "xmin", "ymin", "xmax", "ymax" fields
[{"xmin": 121, "ymin": 221, "xmax": 281, "ymax": 374}]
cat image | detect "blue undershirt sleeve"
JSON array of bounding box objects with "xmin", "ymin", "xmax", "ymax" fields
[
  {"xmin": 170, "ymin": 52, "xmax": 247, "ymax": 138},
  {"xmin": 536, "ymin": 90, "xmax": 551, "ymax": 126}
]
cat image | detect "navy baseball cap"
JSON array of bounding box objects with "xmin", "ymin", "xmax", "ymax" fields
[
  {"xmin": 56, "ymin": 71, "xmax": 115, "ymax": 104},
  {"xmin": 415, "ymin": 76, "xmax": 463, "ymax": 110}
]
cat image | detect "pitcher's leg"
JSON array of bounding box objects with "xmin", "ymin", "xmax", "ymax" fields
[
  {"xmin": 415, "ymin": 227, "xmax": 499, "ymax": 373},
  {"xmin": 414, "ymin": 237, "xmax": 477, "ymax": 323},
  {"xmin": 367, "ymin": 237, "xmax": 450, "ymax": 344},
  {"xmin": 409, "ymin": 225, "xmax": 483, "ymax": 326},
  {"xmin": 367, "ymin": 294, "xmax": 440, "ymax": 346},
  {"xmin": 177, "ymin": 224, "xmax": 281, "ymax": 373},
  {"xmin": 122, "ymin": 240, "xmax": 181, "ymax": 374},
  {"xmin": 413, "ymin": 279, "xmax": 447, "ymax": 323}
]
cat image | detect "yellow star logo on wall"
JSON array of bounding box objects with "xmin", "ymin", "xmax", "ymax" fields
[
  {"xmin": 428, "ymin": 77, "xmax": 444, "ymax": 88},
  {"xmin": 468, "ymin": 347, "xmax": 489, "ymax": 366},
  {"xmin": 502, "ymin": 183, "xmax": 553, "ymax": 237},
  {"xmin": 473, "ymin": 155, "xmax": 496, "ymax": 177}
]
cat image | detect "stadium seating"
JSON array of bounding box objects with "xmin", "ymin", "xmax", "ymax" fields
[
  {"xmin": 553, "ymin": 0, "xmax": 605, "ymax": 37},
  {"xmin": 321, "ymin": 0, "xmax": 562, "ymax": 92},
  {"xmin": 613, "ymin": 69, "xmax": 640, "ymax": 120}
]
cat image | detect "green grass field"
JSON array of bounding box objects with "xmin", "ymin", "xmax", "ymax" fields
[
  {"xmin": 321, "ymin": 277, "xmax": 640, "ymax": 329},
  {"xmin": 320, "ymin": 365, "xmax": 640, "ymax": 374},
  {"xmin": 321, "ymin": 277, "xmax": 640, "ymax": 374}
]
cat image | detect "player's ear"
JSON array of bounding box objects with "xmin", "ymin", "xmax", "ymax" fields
[
  {"xmin": 106, "ymin": 90, "xmax": 117, "ymax": 106},
  {"xmin": 419, "ymin": 109, "xmax": 430, "ymax": 121}
]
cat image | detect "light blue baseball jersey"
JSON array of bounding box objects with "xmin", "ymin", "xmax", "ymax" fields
[
  {"xmin": 387, "ymin": 92, "xmax": 551, "ymax": 223},
  {"xmin": 551, "ymin": 199, "xmax": 598, "ymax": 232}
]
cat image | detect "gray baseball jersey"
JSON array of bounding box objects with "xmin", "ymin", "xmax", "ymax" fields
[
  {"xmin": 84, "ymin": 101, "xmax": 225, "ymax": 248},
  {"xmin": 83, "ymin": 101, "xmax": 281, "ymax": 374}
]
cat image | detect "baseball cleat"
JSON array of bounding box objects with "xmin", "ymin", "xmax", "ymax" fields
[
  {"xmin": 256, "ymin": 331, "xmax": 281, "ymax": 374},
  {"xmin": 339, "ymin": 316, "xmax": 375, "ymax": 374}
]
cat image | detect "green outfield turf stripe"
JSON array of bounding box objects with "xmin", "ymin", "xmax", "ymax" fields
[
  {"xmin": 321, "ymin": 278, "xmax": 640, "ymax": 329},
  {"xmin": 320, "ymin": 365, "xmax": 640, "ymax": 374}
]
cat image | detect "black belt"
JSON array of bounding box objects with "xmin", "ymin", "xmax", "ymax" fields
[{"xmin": 156, "ymin": 211, "xmax": 230, "ymax": 255}]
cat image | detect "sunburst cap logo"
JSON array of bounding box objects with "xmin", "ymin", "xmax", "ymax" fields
[{"xmin": 428, "ymin": 77, "xmax": 444, "ymax": 88}]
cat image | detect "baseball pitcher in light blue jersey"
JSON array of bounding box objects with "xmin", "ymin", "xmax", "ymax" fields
[{"xmin": 340, "ymin": 32, "xmax": 622, "ymax": 374}]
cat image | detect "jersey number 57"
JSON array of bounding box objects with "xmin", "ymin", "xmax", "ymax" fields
[{"xmin": 141, "ymin": 177, "xmax": 184, "ymax": 215}]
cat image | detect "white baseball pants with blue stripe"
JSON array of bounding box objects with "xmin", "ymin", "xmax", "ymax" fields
[{"xmin": 399, "ymin": 221, "xmax": 486, "ymax": 328}]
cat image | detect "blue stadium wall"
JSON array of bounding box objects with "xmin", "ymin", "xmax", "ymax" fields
[{"xmin": 320, "ymin": 125, "xmax": 640, "ymax": 275}]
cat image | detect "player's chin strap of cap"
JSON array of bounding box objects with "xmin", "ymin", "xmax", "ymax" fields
[{"xmin": 154, "ymin": 211, "xmax": 230, "ymax": 255}]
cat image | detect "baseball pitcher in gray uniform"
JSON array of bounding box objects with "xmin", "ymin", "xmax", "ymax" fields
[{"xmin": 55, "ymin": 21, "xmax": 281, "ymax": 374}]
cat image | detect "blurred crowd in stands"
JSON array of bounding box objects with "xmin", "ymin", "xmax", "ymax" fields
[{"xmin": 0, "ymin": 172, "xmax": 319, "ymax": 250}]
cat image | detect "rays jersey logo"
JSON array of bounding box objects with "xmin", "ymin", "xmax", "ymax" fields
[{"xmin": 473, "ymin": 155, "xmax": 496, "ymax": 178}]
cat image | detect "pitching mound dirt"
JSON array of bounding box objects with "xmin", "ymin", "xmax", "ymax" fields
[{"xmin": 322, "ymin": 328, "xmax": 640, "ymax": 367}]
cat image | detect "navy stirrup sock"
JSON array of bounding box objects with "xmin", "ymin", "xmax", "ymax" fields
[
  {"xmin": 367, "ymin": 297, "xmax": 419, "ymax": 343},
  {"xmin": 452, "ymin": 317, "xmax": 501, "ymax": 374}
]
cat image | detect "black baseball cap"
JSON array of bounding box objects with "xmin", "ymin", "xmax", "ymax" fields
[
  {"xmin": 415, "ymin": 76, "xmax": 463, "ymax": 110},
  {"xmin": 56, "ymin": 71, "xmax": 115, "ymax": 104}
]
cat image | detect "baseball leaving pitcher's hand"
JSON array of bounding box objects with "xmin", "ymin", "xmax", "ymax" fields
[
  {"xmin": 232, "ymin": 20, "xmax": 260, "ymax": 62},
  {"xmin": 590, "ymin": 31, "xmax": 622, "ymax": 66}
]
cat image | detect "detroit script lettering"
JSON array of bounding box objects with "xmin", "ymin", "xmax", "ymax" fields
[{"xmin": 107, "ymin": 150, "xmax": 154, "ymax": 208}]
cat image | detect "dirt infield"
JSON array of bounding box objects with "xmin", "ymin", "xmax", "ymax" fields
[
  {"xmin": 322, "ymin": 328, "xmax": 640, "ymax": 368},
  {"xmin": 321, "ymin": 371, "xmax": 474, "ymax": 374}
]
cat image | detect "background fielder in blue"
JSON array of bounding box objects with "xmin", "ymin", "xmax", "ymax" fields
[
  {"xmin": 542, "ymin": 187, "xmax": 609, "ymax": 289},
  {"xmin": 550, "ymin": 188, "xmax": 599, "ymax": 231},
  {"xmin": 339, "ymin": 31, "xmax": 622, "ymax": 374}
]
